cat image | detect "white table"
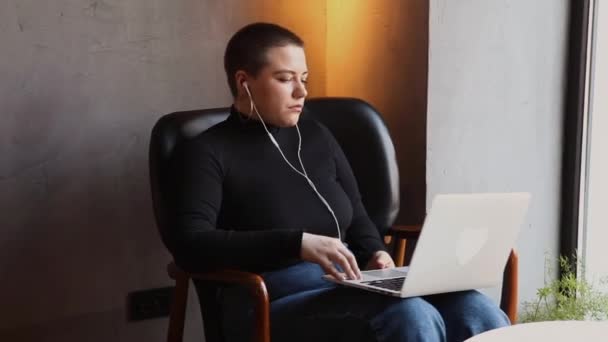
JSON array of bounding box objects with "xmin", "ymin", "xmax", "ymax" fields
[{"xmin": 465, "ymin": 321, "xmax": 608, "ymax": 341}]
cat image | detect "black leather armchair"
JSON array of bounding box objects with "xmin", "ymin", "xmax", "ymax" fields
[{"xmin": 149, "ymin": 97, "xmax": 518, "ymax": 342}]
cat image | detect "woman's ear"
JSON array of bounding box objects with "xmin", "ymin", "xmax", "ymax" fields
[{"xmin": 235, "ymin": 70, "xmax": 249, "ymax": 93}]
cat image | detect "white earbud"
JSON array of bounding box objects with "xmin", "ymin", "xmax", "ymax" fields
[{"xmin": 243, "ymin": 81, "xmax": 255, "ymax": 116}]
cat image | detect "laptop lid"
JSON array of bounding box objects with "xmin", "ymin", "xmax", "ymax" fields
[{"xmin": 400, "ymin": 192, "xmax": 531, "ymax": 297}]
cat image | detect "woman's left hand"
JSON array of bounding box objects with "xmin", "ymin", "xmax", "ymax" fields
[{"xmin": 365, "ymin": 250, "xmax": 395, "ymax": 270}]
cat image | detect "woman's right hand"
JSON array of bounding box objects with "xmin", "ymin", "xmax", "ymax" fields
[{"xmin": 300, "ymin": 232, "xmax": 362, "ymax": 280}]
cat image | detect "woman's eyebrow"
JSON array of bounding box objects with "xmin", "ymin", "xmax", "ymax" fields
[{"xmin": 272, "ymin": 70, "xmax": 309, "ymax": 76}]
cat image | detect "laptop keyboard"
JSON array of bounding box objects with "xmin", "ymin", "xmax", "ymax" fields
[{"xmin": 361, "ymin": 277, "xmax": 406, "ymax": 291}]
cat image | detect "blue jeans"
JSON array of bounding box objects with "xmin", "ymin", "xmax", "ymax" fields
[{"xmin": 215, "ymin": 262, "xmax": 509, "ymax": 342}]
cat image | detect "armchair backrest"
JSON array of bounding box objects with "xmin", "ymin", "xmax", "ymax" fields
[
  {"xmin": 149, "ymin": 108, "xmax": 228, "ymax": 249},
  {"xmin": 149, "ymin": 97, "xmax": 400, "ymax": 342},
  {"xmin": 303, "ymin": 97, "xmax": 399, "ymax": 235}
]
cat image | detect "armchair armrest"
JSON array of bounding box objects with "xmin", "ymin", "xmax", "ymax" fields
[
  {"xmin": 166, "ymin": 262, "xmax": 270, "ymax": 342},
  {"xmin": 387, "ymin": 224, "xmax": 422, "ymax": 239}
]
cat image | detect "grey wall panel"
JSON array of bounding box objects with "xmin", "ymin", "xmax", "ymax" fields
[{"xmin": 427, "ymin": 0, "xmax": 569, "ymax": 305}]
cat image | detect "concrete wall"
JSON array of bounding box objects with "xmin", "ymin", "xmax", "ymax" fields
[
  {"xmin": 0, "ymin": 0, "xmax": 426, "ymax": 340},
  {"xmin": 427, "ymin": 0, "xmax": 569, "ymax": 305},
  {"xmin": 0, "ymin": 0, "xmax": 325, "ymax": 340}
]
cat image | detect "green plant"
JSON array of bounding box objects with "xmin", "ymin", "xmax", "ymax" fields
[{"xmin": 519, "ymin": 255, "xmax": 608, "ymax": 323}]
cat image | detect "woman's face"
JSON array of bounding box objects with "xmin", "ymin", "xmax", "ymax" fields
[{"xmin": 237, "ymin": 44, "xmax": 308, "ymax": 127}]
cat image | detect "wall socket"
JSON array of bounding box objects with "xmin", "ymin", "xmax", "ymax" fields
[{"xmin": 127, "ymin": 286, "xmax": 174, "ymax": 321}]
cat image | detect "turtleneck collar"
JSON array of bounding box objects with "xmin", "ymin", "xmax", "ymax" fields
[{"xmin": 228, "ymin": 105, "xmax": 281, "ymax": 133}]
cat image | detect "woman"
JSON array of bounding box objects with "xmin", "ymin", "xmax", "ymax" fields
[{"xmin": 170, "ymin": 22, "xmax": 509, "ymax": 342}]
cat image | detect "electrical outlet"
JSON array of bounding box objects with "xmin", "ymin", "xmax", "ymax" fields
[{"xmin": 127, "ymin": 286, "xmax": 174, "ymax": 321}]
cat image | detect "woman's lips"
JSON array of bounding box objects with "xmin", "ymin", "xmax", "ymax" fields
[{"xmin": 288, "ymin": 105, "xmax": 303, "ymax": 112}]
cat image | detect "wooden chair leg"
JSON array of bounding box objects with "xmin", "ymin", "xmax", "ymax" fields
[
  {"xmin": 252, "ymin": 282, "xmax": 271, "ymax": 342},
  {"xmin": 500, "ymin": 249, "xmax": 519, "ymax": 324},
  {"xmin": 393, "ymin": 238, "xmax": 407, "ymax": 267},
  {"xmin": 167, "ymin": 272, "xmax": 190, "ymax": 342}
]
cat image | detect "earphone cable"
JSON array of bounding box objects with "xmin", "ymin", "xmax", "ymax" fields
[{"xmin": 245, "ymin": 87, "xmax": 342, "ymax": 241}]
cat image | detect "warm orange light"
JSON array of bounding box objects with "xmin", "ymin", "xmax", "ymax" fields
[
  {"xmin": 251, "ymin": 0, "xmax": 327, "ymax": 96},
  {"xmin": 248, "ymin": 0, "xmax": 425, "ymax": 114},
  {"xmin": 326, "ymin": 0, "xmax": 376, "ymax": 96}
]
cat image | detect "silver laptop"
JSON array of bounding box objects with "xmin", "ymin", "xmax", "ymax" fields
[{"xmin": 324, "ymin": 192, "xmax": 531, "ymax": 297}]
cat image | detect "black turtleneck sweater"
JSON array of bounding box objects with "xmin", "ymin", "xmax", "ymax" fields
[{"xmin": 169, "ymin": 107, "xmax": 386, "ymax": 273}]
